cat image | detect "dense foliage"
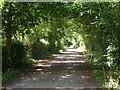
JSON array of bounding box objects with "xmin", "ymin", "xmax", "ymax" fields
[{"xmin": 1, "ymin": 2, "xmax": 120, "ymax": 88}]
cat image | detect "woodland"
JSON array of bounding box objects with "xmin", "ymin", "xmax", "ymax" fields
[{"xmin": 1, "ymin": 2, "xmax": 120, "ymax": 88}]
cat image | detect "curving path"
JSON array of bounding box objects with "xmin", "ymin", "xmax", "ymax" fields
[{"xmin": 3, "ymin": 48, "xmax": 100, "ymax": 90}]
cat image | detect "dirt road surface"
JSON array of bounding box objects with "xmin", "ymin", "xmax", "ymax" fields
[{"xmin": 3, "ymin": 48, "xmax": 100, "ymax": 90}]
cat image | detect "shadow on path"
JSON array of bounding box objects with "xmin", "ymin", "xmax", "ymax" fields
[{"xmin": 3, "ymin": 48, "xmax": 101, "ymax": 89}]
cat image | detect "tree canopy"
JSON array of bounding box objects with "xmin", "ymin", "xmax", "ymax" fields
[{"xmin": 1, "ymin": 2, "xmax": 120, "ymax": 88}]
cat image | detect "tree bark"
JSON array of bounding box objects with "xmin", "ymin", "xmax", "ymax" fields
[{"xmin": 5, "ymin": 3, "xmax": 12, "ymax": 69}]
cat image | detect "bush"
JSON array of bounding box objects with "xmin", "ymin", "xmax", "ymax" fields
[
  {"xmin": 85, "ymin": 51, "xmax": 120, "ymax": 88},
  {"xmin": 48, "ymin": 40, "xmax": 64, "ymax": 54},
  {"xmin": 30, "ymin": 41, "xmax": 50, "ymax": 59},
  {"xmin": 2, "ymin": 40, "xmax": 36, "ymax": 72},
  {"xmin": 106, "ymin": 45, "xmax": 120, "ymax": 69},
  {"xmin": 2, "ymin": 68, "xmax": 21, "ymax": 84},
  {"xmin": 85, "ymin": 52, "xmax": 105, "ymax": 65},
  {"xmin": 10, "ymin": 41, "xmax": 27, "ymax": 68},
  {"xmin": 48, "ymin": 41, "xmax": 57, "ymax": 53},
  {"xmin": 56, "ymin": 41, "xmax": 65, "ymax": 52},
  {"xmin": 85, "ymin": 52, "xmax": 108, "ymax": 71}
]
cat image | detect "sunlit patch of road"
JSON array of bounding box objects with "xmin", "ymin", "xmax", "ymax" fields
[{"xmin": 3, "ymin": 48, "xmax": 100, "ymax": 89}]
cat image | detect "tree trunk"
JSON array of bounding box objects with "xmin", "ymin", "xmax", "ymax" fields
[
  {"xmin": 5, "ymin": 3, "xmax": 12, "ymax": 69},
  {"xmin": 6, "ymin": 32, "xmax": 12, "ymax": 68}
]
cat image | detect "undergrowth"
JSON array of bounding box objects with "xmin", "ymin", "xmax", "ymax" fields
[
  {"xmin": 85, "ymin": 52, "xmax": 120, "ymax": 89},
  {"xmin": 2, "ymin": 68, "xmax": 21, "ymax": 84}
]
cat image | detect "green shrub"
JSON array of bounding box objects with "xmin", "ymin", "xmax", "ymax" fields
[
  {"xmin": 10, "ymin": 41, "xmax": 27, "ymax": 68},
  {"xmin": 48, "ymin": 42, "xmax": 57, "ymax": 53},
  {"xmin": 85, "ymin": 52, "xmax": 106, "ymax": 66},
  {"xmin": 106, "ymin": 45, "xmax": 120, "ymax": 69},
  {"xmin": 30, "ymin": 41, "xmax": 50, "ymax": 59},
  {"xmin": 2, "ymin": 68, "xmax": 21, "ymax": 84},
  {"xmin": 48, "ymin": 40, "xmax": 64, "ymax": 54},
  {"xmin": 22, "ymin": 58, "xmax": 37, "ymax": 69},
  {"xmin": 55, "ymin": 40, "xmax": 64, "ymax": 53},
  {"xmin": 85, "ymin": 51, "xmax": 120, "ymax": 88}
]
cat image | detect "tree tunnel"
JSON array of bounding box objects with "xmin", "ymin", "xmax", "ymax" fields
[{"xmin": 1, "ymin": 2, "xmax": 120, "ymax": 88}]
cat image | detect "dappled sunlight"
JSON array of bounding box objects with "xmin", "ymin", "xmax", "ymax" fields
[
  {"xmin": 61, "ymin": 51, "xmax": 75, "ymax": 54},
  {"xmin": 60, "ymin": 74, "xmax": 72, "ymax": 79},
  {"xmin": 2, "ymin": 2, "xmax": 119, "ymax": 89},
  {"xmin": 33, "ymin": 48, "xmax": 86, "ymax": 69},
  {"xmin": 32, "ymin": 78, "xmax": 37, "ymax": 80},
  {"xmin": 56, "ymin": 56, "xmax": 65, "ymax": 59},
  {"xmin": 80, "ymin": 76, "xmax": 91, "ymax": 79},
  {"xmin": 51, "ymin": 60, "xmax": 86, "ymax": 64},
  {"xmin": 60, "ymin": 76, "xmax": 68, "ymax": 79},
  {"xmin": 36, "ymin": 69, "xmax": 42, "ymax": 71},
  {"xmin": 36, "ymin": 63, "xmax": 51, "ymax": 67},
  {"xmin": 4, "ymin": 48, "xmax": 99, "ymax": 88},
  {"xmin": 65, "ymin": 48, "xmax": 81, "ymax": 52},
  {"xmin": 52, "ymin": 54, "xmax": 60, "ymax": 57},
  {"xmin": 68, "ymin": 54, "xmax": 83, "ymax": 57},
  {"xmin": 66, "ymin": 56, "xmax": 75, "ymax": 59}
]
